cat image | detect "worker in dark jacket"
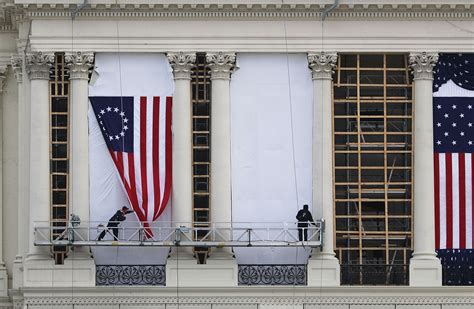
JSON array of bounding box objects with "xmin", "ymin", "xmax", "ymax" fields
[
  {"xmin": 296, "ymin": 204, "xmax": 315, "ymax": 241},
  {"xmin": 97, "ymin": 206, "xmax": 134, "ymax": 241}
]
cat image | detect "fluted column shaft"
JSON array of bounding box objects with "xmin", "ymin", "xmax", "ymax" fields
[
  {"xmin": 167, "ymin": 52, "xmax": 195, "ymax": 228},
  {"xmin": 65, "ymin": 52, "xmax": 94, "ymax": 254},
  {"xmin": 308, "ymin": 52, "xmax": 338, "ymax": 257},
  {"xmin": 207, "ymin": 52, "xmax": 235, "ymax": 257},
  {"xmin": 26, "ymin": 52, "xmax": 54, "ymax": 258},
  {"xmin": 409, "ymin": 52, "xmax": 441, "ymax": 286}
]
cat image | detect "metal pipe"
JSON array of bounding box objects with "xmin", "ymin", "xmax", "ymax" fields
[{"xmin": 322, "ymin": 0, "xmax": 339, "ymax": 21}]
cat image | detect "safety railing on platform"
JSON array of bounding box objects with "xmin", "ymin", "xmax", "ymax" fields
[{"xmin": 34, "ymin": 220, "xmax": 324, "ymax": 248}]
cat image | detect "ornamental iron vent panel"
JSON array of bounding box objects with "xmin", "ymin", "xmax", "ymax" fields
[
  {"xmin": 96, "ymin": 265, "xmax": 165, "ymax": 286},
  {"xmin": 438, "ymin": 249, "xmax": 474, "ymax": 286},
  {"xmin": 341, "ymin": 264, "xmax": 408, "ymax": 285},
  {"xmin": 238, "ymin": 264, "xmax": 307, "ymax": 285}
]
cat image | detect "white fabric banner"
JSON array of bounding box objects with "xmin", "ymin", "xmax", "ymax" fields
[
  {"xmin": 230, "ymin": 53, "xmax": 314, "ymax": 264},
  {"xmin": 89, "ymin": 53, "xmax": 174, "ymax": 264}
]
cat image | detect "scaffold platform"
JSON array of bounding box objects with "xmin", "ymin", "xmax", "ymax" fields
[{"xmin": 33, "ymin": 221, "xmax": 324, "ymax": 248}]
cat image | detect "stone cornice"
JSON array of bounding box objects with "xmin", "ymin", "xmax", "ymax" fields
[
  {"xmin": 308, "ymin": 52, "xmax": 337, "ymax": 80},
  {"xmin": 206, "ymin": 52, "xmax": 236, "ymax": 80},
  {"xmin": 167, "ymin": 52, "xmax": 196, "ymax": 80},
  {"xmin": 409, "ymin": 52, "xmax": 439, "ymax": 80},
  {"xmin": 25, "ymin": 51, "xmax": 54, "ymax": 80},
  {"xmin": 8, "ymin": 2, "xmax": 474, "ymax": 20},
  {"xmin": 65, "ymin": 51, "xmax": 94, "ymax": 80}
]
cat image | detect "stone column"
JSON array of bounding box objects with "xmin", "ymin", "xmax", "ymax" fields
[
  {"xmin": 0, "ymin": 64, "xmax": 8, "ymax": 296},
  {"xmin": 207, "ymin": 52, "xmax": 235, "ymax": 259},
  {"xmin": 65, "ymin": 52, "xmax": 94, "ymax": 257},
  {"xmin": 306, "ymin": 52, "xmax": 340, "ymax": 286},
  {"xmin": 25, "ymin": 52, "xmax": 54, "ymax": 260},
  {"xmin": 11, "ymin": 55, "xmax": 25, "ymax": 289},
  {"xmin": 166, "ymin": 52, "xmax": 195, "ymax": 259},
  {"xmin": 409, "ymin": 52, "xmax": 442, "ymax": 286}
]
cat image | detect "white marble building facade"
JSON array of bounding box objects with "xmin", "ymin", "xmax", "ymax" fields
[{"xmin": 0, "ymin": 0, "xmax": 473, "ymax": 308}]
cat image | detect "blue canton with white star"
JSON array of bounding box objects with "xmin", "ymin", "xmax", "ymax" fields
[
  {"xmin": 434, "ymin": 54, "xmax": 474, "ymax": 92},
  {"xmin": 90, "ymin": 96, "xmax": 134, "ymax": 152},
  {"xmin": 433, "ymin": 97, "xmax": 474, "ymax": 153}
]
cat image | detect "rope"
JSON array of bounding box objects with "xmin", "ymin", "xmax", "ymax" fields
[{"xmin": 280, "ymin": 1, "xmax": 302, "ymax": 307}]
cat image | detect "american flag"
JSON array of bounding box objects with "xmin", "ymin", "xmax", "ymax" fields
[
  {"xmin": 90, "ymin": 96, "xmax": 172, "ymax": 234},
  {"xmin": 433, "ymin": 54, "xmax": 474, "ymax": 251}
]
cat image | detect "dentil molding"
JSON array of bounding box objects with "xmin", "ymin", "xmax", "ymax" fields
[
  {"xmin": 9, "ymin": 2, "xmax": 474, "ymax": 20},
  {"xmin": 409, "ymin": 52, "xmax": 439, "ymax": 80}
]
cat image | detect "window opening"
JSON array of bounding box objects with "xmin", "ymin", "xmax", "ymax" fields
[
  {"xmin": 334, "ymin": 54, "xmax": 413, "ymax": 285},
  {"xmin": 191, "ymin": 53, "xmax": 211, "ymax": 264},
  {"xmin": 49, "ymin": 53, "xmax": 70, "ymax": 264}
]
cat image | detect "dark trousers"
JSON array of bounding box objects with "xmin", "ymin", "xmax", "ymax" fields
[
  {"xmin": 298, "ymin": 224, "xmax": 308, "ymax": 241},
  {"xmin": 98, "ymin": 223, "xmax": 119, "ymax": 241}
]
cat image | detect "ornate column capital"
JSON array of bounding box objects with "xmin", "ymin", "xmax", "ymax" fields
[
  {"xmin": 26, "ymin": 52, "xmax": 54, "ymax": 80},
  {"xmin": 167, "ymin": 52, "xmax": 196, "ymax": 80},
  {"xmin": 65, "ymin": 51, "xmax": 94, "ymax": 80},
  {"xmin": 0, "ymin": 65, "xmax": 6, "ymax": 92},
  {"xmin": 206, "ymin": 52, "xmax": 236, "ymax": 80},
  {"xmin": 11, "ymin": 55, "xmax": 23, "ymax": 83},
  {"xmin": 308, "ymin": 52, "xmax": 338, "ymax": 80},
  {"xmin": 409, "ymin": 52, "xmax": 439, "ymax": 80}
]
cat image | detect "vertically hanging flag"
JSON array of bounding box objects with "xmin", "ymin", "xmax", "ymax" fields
[
  {"xmin": 433, "ymin": 53, "xmax": 474, "ymax": 285},
  {"xmin": 89, "ymin": 96, "xmax": 172, "ymax": 224},
  {"xmin": 89, "ymin": 54, "xmax": 174, "ymax": 236}
]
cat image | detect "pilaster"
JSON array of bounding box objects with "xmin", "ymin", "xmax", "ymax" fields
[
  {"xmin": 0, "ymin": 64, "xmax": 7, "ymax": 297},
  {"xmin": 306, "ymin": 52, "xmax": 340, "ymax": 287},
  {"xmin": 408, "ymin": 52, "xmax": 442, "ymax": 287},
  {"xmin": 11, "ymin": 55, "xmax": 25, "ymax": 289}
]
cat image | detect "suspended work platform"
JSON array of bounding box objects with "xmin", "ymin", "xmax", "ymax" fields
[{"xmin": 34, "ymin": 221, "xmax": 324, "ymax": 248}]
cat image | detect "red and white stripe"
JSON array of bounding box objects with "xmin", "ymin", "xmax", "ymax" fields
[
  {"xmin": 109, "ymin": 96, "xmax": 172, "ymax": 225},
  {"xmin": 435, "ymin": 152, "xmax": 473, "ymax": 249}
]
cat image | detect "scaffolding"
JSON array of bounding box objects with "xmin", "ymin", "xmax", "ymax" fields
[
  {"xmin": 333, "ymin": 54, "xmax": 413, "ymax": 285},
  {"xmin": 34, "ymin": 221, "xmax": 324, "ymax": 248}
]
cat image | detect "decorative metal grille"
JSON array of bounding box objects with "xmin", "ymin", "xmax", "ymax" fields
[
  {"xmin": 238, "ymin": 265, "xmax": 307, "ymax": 285},
  {"xmin": 96, "ymin": 265, "xmax": 166, "ymax": 286},
  {"xmin": 341, "ymin": 264, "xmax": 409, "ymax": 285},
  {"xmin": 438, "ymin": 249, "xmax": 474, "ymax": 286}
]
